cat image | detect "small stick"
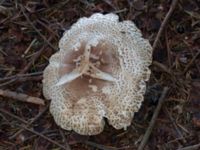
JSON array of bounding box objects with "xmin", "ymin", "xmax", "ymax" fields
[
  {"xmin": 9, "ymin": 103, "xmax": 49, "ymax": 140},
  {"xmin": 152, "ymin": 61, "xmax": 172, "ymax": 75},
  {"xmin": 20, "ymin": 5, "xmax": 57, "ymax": 51},
  {"xmin": 0, "ymin": 89, "xmax": 45, "ymax": 105},
  {"xmin": 43, "ymin": 0, "xmax": 70, "ymax": 13},
  {"xmin": 15, "ymin": 75, "xmax": 43, "ymax": 82},
  {"xmin": 101, "ymin": 0, "xmax": 117, "ymax": 11},
  {"xmin": 59, "ymin": 128, "xmax": 71, "ymax": 150},
  {"xmin": 165, "ymin": 30, "xmax": 172, "ymax": 67},
  {"xmin": 0, "ymin": 40, "xmax": 50, "ymax": 87},
  {"xmin": 84, "ymin": 141, "xmax": 115, "ymax": 150},
  {"xmin": 22, "ymin": 38, "xmax": 37, "ymax": 58},
  {"xmin": 0, "ymin": 74, "xmax": 42, "ymax": 87},
  {"xmin": 0, "ymin": 79, "xmax": 16, "ymax": 87},
  {"xmin": 164, "ymin": 107, "xmax": 186, "ymax": 143},
  {"xmin": 20, "ymin": 43, "xmax": 49, "ymax": 74},
  {"xmin": 0, "ymin": 71, "xmax": 43, "ymax": 82},
  {"xmin": 0, "ymin": 108, "xmax": 28, "ymax": 124},
  {"xmin": 17, "ymin": 124, "xmax": 66, "ymax": 150},
  {"xmin": 138, "ymin": 87, "xmax": 169, "ymax": 150},
  {"xmin": 178, "ymin": 143, "xmax": 200, "ymax": 150},
  {"xmin": 152, "ymin": 0, "xmax": 179, "ymax": 51},
  {"xmin": 0, "ymin": 107, "xmax": 65, "ymax": 149},
  {"xmin": 112, "ymin": 8, "xmax": 128, "ymax": 14},
  {"xmin": 183, "ymin": 50, "xmax": 200, "ymax": 74},
  {"xmin": 37, "ymin": 20, "xmax": 59, "ymax": 38}
]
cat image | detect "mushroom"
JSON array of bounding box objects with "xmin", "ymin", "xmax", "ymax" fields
[{"xmin": 43, "ymin": 13, "xmax": 152, "ymax": 135}]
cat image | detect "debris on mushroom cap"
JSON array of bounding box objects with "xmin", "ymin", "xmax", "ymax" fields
[{"xmin": 42, "ymin": 13, "xmax": 152, "ymax": 135}]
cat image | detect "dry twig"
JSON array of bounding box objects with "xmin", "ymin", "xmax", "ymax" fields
[
  {"xmin": 17, "ymin": 124, "xmax": 66, "ymax": 150},
  {"xmin": 0, "ymin": 108, "xmax": 28, "ymax": 124},
  {"xmin": 152, "ymin": 0, "xmax": 179, "ymax": 51},
  {"xmin": 0, "ymin": 39, "xmax": 50, "ymax": 87},
  {"xmin": 0, "ymin": 105, "xmax": 66, "ymax": 149},
  {"xmin": 183, "ymin": 50, "xmax": 200, "ymax": 74},
  {"xmin": 178, "ymin": 143, "xmax": 200, "ymax": 150},
  {"xmin": 165, "ymin": 30, "xmax": 172, "ymax": 67},
  {"xmin": 0, "ymin": 73, "xmax": 42, "ymax": 87},
  {"xmin": 164, "ymin": 107, "xmax": 186, "ymax": 143},
  {"xmin": 15, "ymin": 75, "xmax": 43, "ymax": 83},
  {"xmin": 20, "ymin": 5, "xmax": 57, "ymax": 51},
  {"xmin": 9, "ymin": 103, "xmax": 49, "ymax": 140},
  {"xmin": 0, "ymin": 79, "xmax": 16, "ymax": 88},
  {"xmin": 22, "ymin": 38, "xmax": 37, "ymax": 58},
  {"xmin": 0, "ymin": 89, "xmax": 45, "ymax": 105},
  {"xmin": 59, "ymin": 128, "xmax": 71, "ymax": 150},
  {"xmin": 84, "ymin": 141, "xmax": 115, "ymax": 150},
  {"xmin": 152, "ymin": 61, "xmax": 172, "ymax": 75},
  {"xmin": 37, "ymin": 20, "xmax": 59, "ymax": 39},
  {"xmin": 0, "ymin": 103, "xmax": 66, "ymax": 149},
  {"xmin": 0, "ymin": 72, "xmax": 43, "ymax": 82},
  {"xmin": 20, "ymin": 41, "xmax": 51, "ymax": 74},
  {"xmin": 138, "ymin": 87, "xmax": 169, "ymax": 150}
]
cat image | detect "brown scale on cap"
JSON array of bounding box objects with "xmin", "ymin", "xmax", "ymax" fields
[{"xmin": 43, "ymin": 13, "xmax": 152, "ymax": 135}]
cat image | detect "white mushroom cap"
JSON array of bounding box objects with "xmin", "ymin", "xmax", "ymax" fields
[{"xmin": 43, "ymin": 13, "xmax": 152, "ymax": 135}]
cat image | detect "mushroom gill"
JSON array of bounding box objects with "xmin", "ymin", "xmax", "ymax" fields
[{"xmin": 43, "ymin": 13, "xmax": 152, "ymax": 135}]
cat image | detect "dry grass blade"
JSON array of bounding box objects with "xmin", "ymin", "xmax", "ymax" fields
[
  {"xmin": 138, "ymin": 87, "xmax": 169, "ymax": 150},
  {"xmin": 0, "ymin": 89, "xmax": 45, "ymax": 105}
]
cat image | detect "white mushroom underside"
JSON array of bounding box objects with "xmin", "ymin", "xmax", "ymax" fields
[{"xmin": 43, "ymin": 13, "xmax": 152, "ymax": 135}]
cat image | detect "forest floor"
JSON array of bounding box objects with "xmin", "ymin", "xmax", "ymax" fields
[{"xmin": 0, "ymin": 0, "xmax": 200, "ymax": 150}]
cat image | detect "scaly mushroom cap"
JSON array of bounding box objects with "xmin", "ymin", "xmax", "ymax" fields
[{"xmin": 43, "ymin": 13, "xmax": 152, "ymax": 135}]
